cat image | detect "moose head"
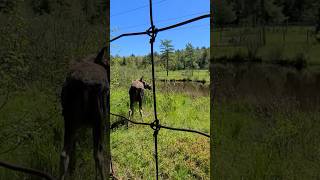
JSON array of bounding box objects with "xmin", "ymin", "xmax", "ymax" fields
[{"xmin": 139, "ymin": 76, "xmax": 151, "ymax": 90}]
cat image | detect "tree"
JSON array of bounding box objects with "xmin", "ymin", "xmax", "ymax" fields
[
  {"xmin": 264, "ymin": 0, "xmax": 286, "ymax": 23},
  {"xmin": 184, "ymin": 43, "xmax": 197, "ymax": 75},
  {"xmin": 214, "ymin": 0, "xmax": 236, "ymax": 27},
  {"xmin": 31, "ymin": 0, "xmax": 51, "ymax": 15},
  {"xmin": 160, "ymin": 39, "xmax": 174, "ymax": 76},
  {"xmin": 198, "ymin": 47, "xmax": 209, "ymax": 69},
  {"xmin": 317, "ymin": 7, "xmax": 320, "ymax": 33},
  {"xmin": 175, "ymin": 50, "xmax": 184, "ymax": 70},
  {"xmin": 0, "ymin": 0, "xmax": 18, "ymax": 13},
  {"xmin": 121, "ymin": 57, "xmax": 126, "ymax": 66}
]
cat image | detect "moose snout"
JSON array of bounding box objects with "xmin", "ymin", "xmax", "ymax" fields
[{"xmin": 145, "ymin": 84, "xmax": 152, "ymax": 90}]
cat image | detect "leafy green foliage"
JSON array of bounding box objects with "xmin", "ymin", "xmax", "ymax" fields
[
  {"xmin": 213, "ymin": 0, "xmax": 236, "ymax": 26},
  {"xmin": 112, "ymin": 43, "xmax": 210, "ymax": 73},
  {"xmin": 213, "ymin": 0, "xmax": 320, "ymax": 25}
]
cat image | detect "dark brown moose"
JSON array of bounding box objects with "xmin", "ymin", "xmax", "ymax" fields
[
  {"xmin": 128, "ymin": 77, "xmax": 151, "ymax": 121},
  {"xmin": 60, "ymin": 47, "xmax": 109, "ymax": 180}
]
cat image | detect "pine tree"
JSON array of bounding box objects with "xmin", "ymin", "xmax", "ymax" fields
[{"xmin": 160, "ymin": 39, "xmax": 174, "ymax": 76}]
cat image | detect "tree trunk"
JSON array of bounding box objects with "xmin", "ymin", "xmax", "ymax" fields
[{"xmin": 166, "ymin": 52, "xmax": 169, "ymax": 76}]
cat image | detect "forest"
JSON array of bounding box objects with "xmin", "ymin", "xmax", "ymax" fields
[{"xmin": 214, "ymin": 0, "xmax": 320, "ymax": 25}]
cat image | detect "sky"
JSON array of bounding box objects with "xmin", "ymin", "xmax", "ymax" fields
[{"xmin": 110, "ymin": 0, "xmax": 210, "ymax": 56}]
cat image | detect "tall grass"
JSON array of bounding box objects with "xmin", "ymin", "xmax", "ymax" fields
[{"xmin": 211, "ymin": 63, "xmax": 320, "ymax": 179}]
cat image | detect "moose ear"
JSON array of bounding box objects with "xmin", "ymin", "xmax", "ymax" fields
[
  {"xmin": 95, "ymin": 47, "xmax": 106, "ymax": 64},
  {"xmin": 140, "ymin": 76, "xmax": 144, "ymax": 81}
]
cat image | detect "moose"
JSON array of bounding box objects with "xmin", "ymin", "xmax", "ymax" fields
[
  {"xmin": 60, "ymin": 47, "xmax": 109, "ymax": 180},
  {"xmin": 128, "ymin": 77, "xmax": 152, "ymax": 121}
]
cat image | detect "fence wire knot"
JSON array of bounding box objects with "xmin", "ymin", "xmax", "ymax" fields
[
  {"xmin": 150, "ymin": 119, "xmax": 161, "ymax": 132},
  {"xmin": 146, "ymin": 26, "xmax": 158, "ymax": 43}
]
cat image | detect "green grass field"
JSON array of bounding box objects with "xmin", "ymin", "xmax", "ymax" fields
[
  {"xmin": 212, "ymin": 101, "xmax": 320, "ymax": 179},
  {"xmin": 156, "ymin": 70, "xmax": 210, "ymax": 83},
  {"xmin": 212, "ymin": 26, "xmax": 320, "ymax": 64},
  {"xmin": 108, "ymin": 64, "xmax": 210, "ymax": 179}
]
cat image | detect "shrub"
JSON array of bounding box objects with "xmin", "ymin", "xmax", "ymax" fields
[{"xmin": 293, "ymin": 53, "xmax": 307, "ymax": 71}]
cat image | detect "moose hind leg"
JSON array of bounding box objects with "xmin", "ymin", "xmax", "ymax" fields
[
  {"xmin": 93, "ymin": 96, "xmax": 106, "ymax": 180},
  {"xmin": 93, "ymin": 125, "xmax": 106, "ymax": 180},
  {"xmin": 129, "ymin": 101, "xmax": 134, "ymax": 118},
  {"xmin": 128, "ymin": 101, "xmax": 134, "ymax": 128},
  {"xmin": 139, "ymin": 99, "xmax": 143, "ymax": 120},
  {"xmin": 59, "ymin": 123, "xmax": 75, "ymax": 180}
]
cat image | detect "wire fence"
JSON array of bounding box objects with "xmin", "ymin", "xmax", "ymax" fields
[
  {"xmin": 0, "ymin": 161, "xmax": 56, "ymax": 180},
  {"xmin": 110, "ymin": 0, "xmax": 210, "ymax": 179},
  {"xmin": 0, "ymin": 0, "xmax": 210, "ymax": 179}
]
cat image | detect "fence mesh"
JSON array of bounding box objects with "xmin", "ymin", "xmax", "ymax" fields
[{"xmin": 110, "ymin": 0, "xmax": 210, "ymax": 179}]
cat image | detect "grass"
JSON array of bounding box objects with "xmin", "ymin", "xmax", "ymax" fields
[
  {"xmin": 110, "ymin": 64, "xmax": 210, "ymax": 178},
  {"xmin": 212, "ymin": 26, "xmax": 320, "ymax": 64},
  {"xmin": 210, "ymin": 63, "xmax": 320, "ymax": 179},
  {"xmin": 110, "ymin": 87, "xmax": 210, "ymax": 179},
  {"xmin": 0, "ymin": 88, "xmax": 63, "ymax": 179},
  {"xmin": 212, "ymin": 101, "xmax": 320, "ymax": 179}
]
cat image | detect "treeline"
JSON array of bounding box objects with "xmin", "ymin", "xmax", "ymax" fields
[
  {"xmin": 214, "ymin": 0, "xmax": 320, "ymax": 26},
  {"xmin": 111, "ymin": 42, "xmax": 210, "ymax": 71},
  {"xmin": 0, "ymin": 0, "xmax": 106, "ymax": 94}
]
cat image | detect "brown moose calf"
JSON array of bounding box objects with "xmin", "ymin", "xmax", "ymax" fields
[{"xmin": 128, "ymin": 77, "xmax": 151, "ymax": 121}]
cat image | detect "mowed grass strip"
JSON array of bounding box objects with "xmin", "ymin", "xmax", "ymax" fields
[
  {"xmin": 156, "ymin": 70, "xmax": 209, "ymax": 82},
  {"xmin": 212, "ymin": 26, "xmax": 320, "ymax": 64}
]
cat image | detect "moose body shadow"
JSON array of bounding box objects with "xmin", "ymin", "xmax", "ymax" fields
[{"xmin": 60, "ymin": 47, "xmax": 109, "ymax": 180}]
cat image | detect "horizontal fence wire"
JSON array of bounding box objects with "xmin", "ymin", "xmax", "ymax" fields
[
  {"xmin": 111, "ymin": 14, "xmax": 210, "ymax": 42},
  {"xmin": 110, "ymin": 113, "xmax": 210, "ymax": 138},
  {"xmin": 110, "ymin": 0, "xmax": 210, "ymax": 178}
]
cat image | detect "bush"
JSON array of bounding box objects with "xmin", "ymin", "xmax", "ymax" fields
[{"xmin": 293, "ymin": 53, "xmax": 307, "ymax": 71}]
